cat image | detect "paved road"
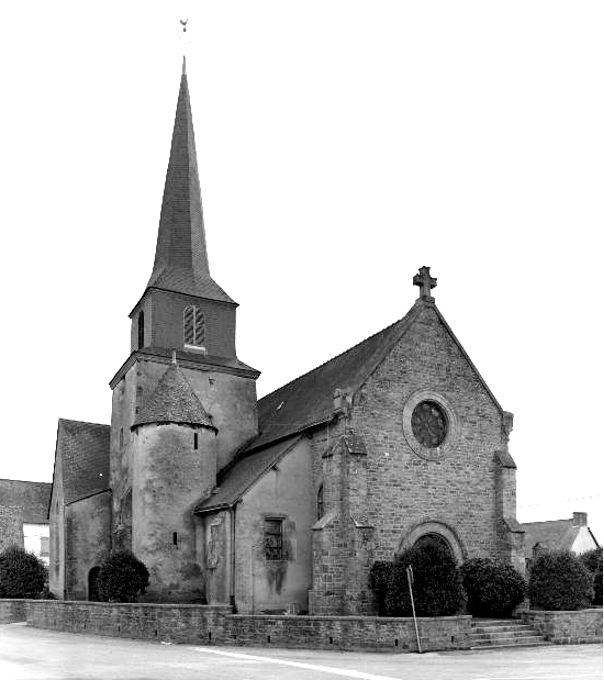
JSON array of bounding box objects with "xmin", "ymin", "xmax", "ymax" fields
[{"xmin": 0, "ymin": 623, "xmax": 601, "ymax": 680}]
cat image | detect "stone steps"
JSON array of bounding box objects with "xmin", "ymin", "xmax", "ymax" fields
[{"xmin": 470, "ymin": 618, "xmax": 550, "ymax": 650}]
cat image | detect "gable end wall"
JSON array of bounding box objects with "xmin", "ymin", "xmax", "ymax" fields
[{"xmin": 354, "ymin": 304, "xmax": 506, "ymax": 560}]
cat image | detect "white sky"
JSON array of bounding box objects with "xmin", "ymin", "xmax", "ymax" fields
[{"xmin": 0, "ymin": 2, "xmax": 602, "ymax": 542}]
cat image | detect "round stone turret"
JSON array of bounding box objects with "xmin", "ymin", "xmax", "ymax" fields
[{"xmin": 131, "ymin": 359, "xmax": 217, "ymax": 602}]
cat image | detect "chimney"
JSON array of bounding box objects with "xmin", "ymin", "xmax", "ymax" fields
[{"xmin": 572, "ymin": 511, "xmax": 588, "ymax": 526}]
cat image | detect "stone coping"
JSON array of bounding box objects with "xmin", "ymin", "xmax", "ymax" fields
[
  {"xmin": 230, "ymin": 613, "xmax": 472, "ymax": 621},
  {"xmin": 21, "ymin": 600, "xmax": 229, "ymax": 610}
]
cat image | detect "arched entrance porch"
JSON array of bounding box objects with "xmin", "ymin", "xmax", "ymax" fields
[{"xmin": 399, "ymin": 520, "xmax": 466, "ymax": 564}]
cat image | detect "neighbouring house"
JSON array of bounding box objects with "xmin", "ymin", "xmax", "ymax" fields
[
  {"xmin": 0, "ymin": 479, "xmax": 51, "ymax": 565},
  {"xmin": 522, "ymin": 512, "xmax": 600, "ymax": 568},
  {"xmin": 42, "ymin": 56, "xmax": 525, "ymax": 613}
]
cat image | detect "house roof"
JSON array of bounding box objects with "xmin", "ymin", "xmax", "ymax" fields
[
  {"xmin": 248, "ymin": 305, "xmax": 421, "ymax": 452},
  {"xmin": 521, "ymin": 518, "xmax": 581, "ymax": 558},
  {"xmin": 139, "ymin": 57, "xmax": 234, "ymax": 308},
  {"xmin": 0, "ymin": 479, "xmax": 51, "ymax": 523},
  {"xmin": 132, "ymin": 362, "xmax": 215, "ymax": 430},
  {"xmin": 57, "ymin": 419, "xmax": 110, "ymax": 505},
  {"xmin": 195, "ymin": 437, "xmax": 301, "ymax": 513}
]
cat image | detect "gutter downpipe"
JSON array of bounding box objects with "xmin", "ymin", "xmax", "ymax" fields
[{"xmin": 230, "ymin": 503, "xmax": 237, "ymax": 613}]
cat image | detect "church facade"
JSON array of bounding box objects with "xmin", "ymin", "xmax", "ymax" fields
[{"xmin": 48, "ymin": 60, "xmax": 524, "ymax": 614}]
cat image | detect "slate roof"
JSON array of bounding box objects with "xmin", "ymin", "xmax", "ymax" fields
[
  {"xmin": 522, "ymin": 518, "xmax": 582, "ymax": 558},
  {"xmin": 195, "ymin": 307, "xmax": 420, "ymax": 514},
  {"xmin": 196, "ymin": 437, "xmax": 301, "ymax": 513},
  {"xmin": 132, "ymin": 362, "xmax": 215, "ymax": 430},
  {"xmin": 57, "ymin": 419, "xmax": 110, "ymax": 505},
  {"xmin": 148, "ymin": 268, "xmax": 234, "ymax": 305},
  {"xmin": 249, "ymin": 305, "xmax": 420, "ymax": 451},
  {"xmin": 0, "ymin": 479, "xmax": 51, "ymax": 523},
  {"xmin": 142, "ymin": 59, "xmax": 234, "ymax": 306}
]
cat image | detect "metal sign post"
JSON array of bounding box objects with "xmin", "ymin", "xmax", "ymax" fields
[{"xmin": 406, "ymin": 565, "xmax": 422, "ymax": 654}]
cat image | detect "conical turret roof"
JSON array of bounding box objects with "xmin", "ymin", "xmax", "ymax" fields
[
  {"xmin": 146, "ymin": 58, "xmax": 234, "ymax": 304},
  {"xmin": 132, "ymin": 360, "xmax": 216, "ymax": 430}
]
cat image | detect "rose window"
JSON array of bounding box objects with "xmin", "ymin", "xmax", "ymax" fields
[{"xmin": 411, "ymin": 401, "xmax": 447, "ymax": 448}]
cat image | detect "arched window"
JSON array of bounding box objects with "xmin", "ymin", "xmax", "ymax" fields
[
  {"xmin": 137, "ymin": 310, "xmax": 145, "ymax": 349},
  {"xmin": 316, "ymin": 484, "xmax": 324, "ymax": 520},
  {"xmin": 183, "ymin": 305, "xmax": 205, "ymax": 348}
]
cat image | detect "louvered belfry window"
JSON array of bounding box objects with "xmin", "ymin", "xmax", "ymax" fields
[{"xmin": 183, "ymin": 305, "xmax": 205, "ymax": 348}]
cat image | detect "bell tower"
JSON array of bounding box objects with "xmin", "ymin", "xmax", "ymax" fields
[
  {"xmin": 130, "ymin": 57, "xmax": 239, "ymax": 359},
  {"xmin": 108, "ymin": 59, "xmax": 260, "ymax": 579}
]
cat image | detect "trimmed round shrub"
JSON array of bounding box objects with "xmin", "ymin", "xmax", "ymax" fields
[
  {"xmin": 368, "ymin": 560, "xmax": 393, "ymax": 616},
  {"xmin": 528, "ymin": 550, "xmax": 593, "ymax": 611},
  {"xmin": 97, "ymin": 551, "xmax": 149, "ymax": 603},
  {"xmin": 461, "ymin": 557, "xmax": 526, "ymax": 617},
  {"xmin": 580, "ymin": 548, "xmax": 603, "ymax": 606},
  {"xmin": 385, "ymin": 542, "xmax": 465, "ymax": 617},
  {"xmin": 0, "ymin": 546, "xmax": 48, "ymax": 598}
]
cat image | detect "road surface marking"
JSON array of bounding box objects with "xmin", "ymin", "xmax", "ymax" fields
[
  {"xmin": 193, "ymin": 647, "xmax": 403, "ymax": 680},
  {"xmin": 473, "ymin": 675, "xmax": 601, "ymax": 680}
]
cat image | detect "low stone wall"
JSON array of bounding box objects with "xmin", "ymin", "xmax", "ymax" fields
[
  {"xmin": 521, "ymin": 609, "xmax": 603, "ymax": 644},
  {"xmin": 228, "ymin": 614, "xmax": 471, "ymax": 652},
  {"xmin": 27, "ymin": 601, "xmax": 231, "ymax": 644},
  {"xmin": 26, "ymin": 600, "xmax": 472, "ymax": 652},
  {"xmin": 0, "ymin": 599, "xmax": 26, "ymax": 623}
]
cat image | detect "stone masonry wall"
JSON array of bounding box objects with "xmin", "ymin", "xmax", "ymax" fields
[
  {"xmin": 521, "ymin": 609, "xmax": 603, "ymax": 644},
  {"xmin": 24, "ymin": 600, "xmax": 472, "ymax": 652},
  {"xmin": 0, "ymin": 599, "xmax": 26, "ymax": 623},
  {"xmin": 227, "ymin": 614, "xmax": 471, "ymax": 652},
  {"xmin": 27, "ymin": 601, "xmax": 231, "ymax": 644},
  {"xmin": 344, "ymin": 301, "xmax": 509, "ymax": 611}
]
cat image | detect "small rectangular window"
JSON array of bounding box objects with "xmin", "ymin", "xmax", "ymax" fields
[
  {"xmin": 264, "ymin": 519, "xmax": 284, "ymax": 560},
  {"xmin": 173, "ymin": 532, "xmax": 178, "ymax": 546},
  {"xmin": 194, "ymin": 433, "xmax": 199, "ymax": 450}
]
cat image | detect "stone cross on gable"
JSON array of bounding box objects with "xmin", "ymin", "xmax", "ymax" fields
[{"xmin": 413, "ymin": 266, "xmax": 437, "ymax": 298}]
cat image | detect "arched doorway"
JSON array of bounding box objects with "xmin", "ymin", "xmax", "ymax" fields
[
  {"xmin": 399, "ymin": 521, "xmax": 465, "ymax": 564},
  {"xmin": 413, "ymin": 532, "xmax": 453, "ymax": 556},
  {"xmin": 88, "ymin": 566, "xmax": 101, "ymax": 601}
]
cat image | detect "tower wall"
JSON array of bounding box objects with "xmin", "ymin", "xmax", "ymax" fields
[
  {"xmin": 109, "ymin": 364, "xmax": 138, "ymax": 550},
  {"xmin": 135, "ymin": 358, "xmax": 257, "ymax": 471},
  {"xmin": 132, "ymin": 422, "xmax": 216, "ymax": 602},
  {"xmin": 130, "ymin": 290, "xmax": 237, "ymax": 358}
]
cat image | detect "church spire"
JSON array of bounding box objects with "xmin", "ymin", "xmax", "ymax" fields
[{"xmin": 145, "ymin": 59, "xmax": 234, "ymax": 304}]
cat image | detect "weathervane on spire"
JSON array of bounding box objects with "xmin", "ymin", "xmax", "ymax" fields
[{"xmin": 179, "ymin": 18, "xmax": 189, "ymax": 72}]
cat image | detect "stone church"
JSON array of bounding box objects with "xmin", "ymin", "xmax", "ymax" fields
[{"xmin": 48, "ymin": 59, "xmax": 525, "ymax": 614}]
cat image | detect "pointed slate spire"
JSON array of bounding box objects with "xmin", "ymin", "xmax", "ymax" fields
[
  {"xmin": 146, "ymin": 57, "xmax": 234, "ymax": 304},
  {"xmin": 132, "ymin": 359, "xmax": 216, "ymax": 431}
]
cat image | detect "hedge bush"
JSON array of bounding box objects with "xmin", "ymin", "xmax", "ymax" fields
[
  {"xmin": 368, "ymin": 560, "xmax": 393, "ymax": 616},
  {"xmin": 97, "ymin": 551, "xmax": 149, "ymax": 603},
  {"xmin": 384, "ymin": 543, "xmax": 465, "ymax": 617},
  {"xmin": 528, "ymin": 550, "xmax": 593, "ymax": 611},
  {"xmin": 460, "ymin": 557, "xmax": 525, "ymax": 617},
  {"xmin": 580, "ymin": 547, "xmax": 603, "ymax": 606},
  {"xmin": 0, "ymin": 546, "xmax": 48, "ymax": 598}
]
